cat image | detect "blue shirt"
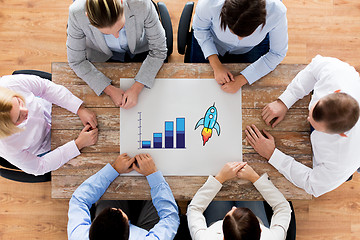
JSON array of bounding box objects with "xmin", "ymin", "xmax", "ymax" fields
[
  {"xmin": 67, "ymin": 164, "xmax": 180, "ymax": 240},
  {"xmin": 193, "ymin": 0, "xmax": 288, "ymax": 84},
  {"xmin": 103, "ymin": 27, "xmax": 132, "ymax": 62}
]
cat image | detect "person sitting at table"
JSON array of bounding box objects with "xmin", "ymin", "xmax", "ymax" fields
[
  {"xmin": 245, "ymin": 55, "xmax": 360, "ymax": 197},
  {"xmin": 0, "ymin": 74, "xmax": 98, "ymax": 175},
  {"xmin": 191, "ymin": 0, "xmax": 288, "ymax": 93},
  {"xmin": 67, "ymin": 153, "xmax": 180, "ymax": 240},
  {"xmin": 67, "ymin": 0, "xmax": 167, "ymax": 109},
  {"xmin": 187, "ymin": 162, "xmax": 291, "ymax": 240}
]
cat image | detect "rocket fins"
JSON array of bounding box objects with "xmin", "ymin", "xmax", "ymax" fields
[
  {"xmin": 214, "ymin": 122, "xmax": 221, "ymax": 136},
  {"xmin": 194, "ymin": 118, "xmax": 205, "ymax": 130}
]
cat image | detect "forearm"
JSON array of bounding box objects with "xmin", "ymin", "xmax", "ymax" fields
[{"xmin": 147, "ymin": 171, "xmax": 180, "ymax": 239}]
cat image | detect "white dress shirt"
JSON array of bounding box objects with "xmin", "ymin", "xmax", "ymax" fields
[
  {"xmin": 0, "ymin": 74, "xmax": 83, "ymax": 175},
  {"xmin": 193, "ymin": 0, "xmax": 288, "ymax": 84},
  {"xmin": 187, "ymin": 174, "xmax": 291, "ymax": 240},
  {"xmin": 270, "ymin": 55, "xmax": 360, "ymax": 197}
]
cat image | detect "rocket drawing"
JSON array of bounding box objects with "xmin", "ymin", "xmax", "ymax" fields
[{"xmin": 194, "ymin": 103, "xmax": 221, "ymax": 146}]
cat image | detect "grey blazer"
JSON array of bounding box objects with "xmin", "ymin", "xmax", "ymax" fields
[{"xmin": 67, "ymin": 0, "xmax": 167, "ymax": 96}]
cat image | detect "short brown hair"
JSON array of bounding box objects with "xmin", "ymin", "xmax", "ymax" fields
[
  {"xmin": 0, "ymin": 87, "xmax": 25, "ymax": 139},
  {"xmin": 222, "ymin": 207, "xmax": 261, "ymax": 240},
  {"xmin": 220, "ymin": 0, "xmax": 266, "ymax": 37},
  {"xmin": 86, "ymin": 0, "xmax": 124, "ymax": 28},
  {"xmin": 89, "ymin": 207, "xmax": 129, "ymax": 240},
  {"xmin": 312, "ymin": 92, "xmax": 360, "ymax": 134}
]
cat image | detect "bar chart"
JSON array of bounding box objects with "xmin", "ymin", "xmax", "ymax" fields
[{"xmin": 138, "ymin": 112, "xmax": 186, "ymax": 149}]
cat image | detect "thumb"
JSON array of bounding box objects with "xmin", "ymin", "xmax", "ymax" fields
[
  {"xmin": 82, "ymin": 124, "xmax": 91, "ymax": 132},
  {"xmin": 271, "ymin": 117, "xmax": 283, "ymax": 128},
  {"xmin": 263, "ymin": 129, "xmax": 274, "ymax": 140},
  {"xmin": 228, "ymin": 72, "xmax": 235, "ymax": 81},
  {"xmin": 133, "ymin": 163, "xmax": 140, "ymax": 172}
]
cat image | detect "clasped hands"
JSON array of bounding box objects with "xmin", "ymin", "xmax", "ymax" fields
[
  {"xmin": 215, "ymin": 162, "xmax": 260, "ymax": 184},
  {"xmin": 104, "ymin": 81, "xmax": 144, "ymax": 109},
  {"xmin": 112, "ymin": 153, "xmax": 157, "ymax": 176}
]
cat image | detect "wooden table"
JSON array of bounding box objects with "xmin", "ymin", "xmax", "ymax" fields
[{"xmin": 51, "ymin": 62, "xmax": 312, "ymax": 200}]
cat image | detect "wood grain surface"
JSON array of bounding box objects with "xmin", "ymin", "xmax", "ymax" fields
[{"xmin": 51, "ymin": 62, "xmax": 312, "ymax": 200}]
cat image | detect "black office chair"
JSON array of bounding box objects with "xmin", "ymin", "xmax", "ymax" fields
[
  {"xmin": 177, "ymin": 2, "xmax": 194, "ymax": 63},
  {"xmin": 0, "ymin": 70, "xmax": 52, "ymax": 183},
  {"xmin": 263, "ymin": 200, "xmax": 296, "ymax": 240},
  {"xmin": 152, "ymin": 1, "xmax": 173, "ymax": 58}
]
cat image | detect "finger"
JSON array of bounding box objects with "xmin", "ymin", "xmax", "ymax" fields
[
  {"xmin": 224, "ymin": 74, "xmax": 231, "ymax": 83},
  {"xmin": 246, "ymin": 137, "xmax": 255, "ymax": 147},
  {"xmin": 125, "ymin": 166, "xmax": 134, "ymax": 173},
  {"xmin": 263, "ymin": 129, "xmax": 274, "ymax": 140},
  {"xmin": 82, "ymin": 124, "xmax": 91, "ymax": 132},
  {"xmin": 252, "ymin": 125, "xmax": 263, "ymax": 139},
  {"xmin": 245, "ymin": 130, "xmax": 255, "ymax": 142},
  {"xmin": 246, "ymin": 126, "xmax": 259, "ymax": 139},
  {"xmin": 262, "ymin": 105, "xmax": 269, "ymax": 115},
  {"xmin": 129, "ymin": 157, "xmax": 136, "ymax": 164},
  {"xmin": 121, "ymin": 94, "xmax": 128, "ymax": 107},
  {"xmin": 132, "ymin": 163, "xmax": 140, "ymax": 172},
  {"xmin": 271, "ymin": 117, "xmax": 282, "ymax": 128},
  {"xmin": 263, "ymin": 115, "xmax": 274, "ymax": 126},
  {"xmin": 228, "ymin": 72, "xmax": 235, "ymax": 82},
  {"xmin": 234, "ymin": 163, "xmax": 244, "ymax": 172}
]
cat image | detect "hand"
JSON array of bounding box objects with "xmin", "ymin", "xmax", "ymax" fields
[
  {"xmin": 121, "ymin": 81, "xmax": 144, "ymax": 109},
  {"xmin": 262, "ymin": 99, "xmax": 288, "ymax": 127},
  {"xmin": 245, "ymin": 125, "xmax": 275, "ymax": 160},
  {"xmin": 236, "ymin": 163, "xmax": 260, "ymax": 183},
  {"xmin": 75, "ymin": 124, "xmax": 98, "ymax": 150},
  {"xmin": 77, "ymin": 105, "xmax": 97, "ymax": 129},
  {"xmin": 104, "ymin": 85, "xmax": 125, "ymax": 107},
  {"xmin": 132, "ymin": 153, "xmax": 157, "ymax": 176},
  {"xmin": 208, "ymin": 55, "xmax": 234, "ymax": 85},
  {"xmin": 111, "ymin": 153, "xmax": 135, "ymax": 174},
  {"xmin": 221, "ymin": 74, "xmax": 248, "ymax": 94},
  {"xmin": 215, "ymin": 162, "xmax": 247, "ymax": 184}
]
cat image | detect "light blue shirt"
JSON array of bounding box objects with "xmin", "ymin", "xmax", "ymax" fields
[
  {"xmin": 103, "ymin": 27, "xmax": 131, "ymax": 61},
  {"xmin": 67, "ymin": 164, "xmax": 180, "ymax": 240},
  {"xmin": 193, "ymin": 0, "xmax": 288, "ymax": 84}
]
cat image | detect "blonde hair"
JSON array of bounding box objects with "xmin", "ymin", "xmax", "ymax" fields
[
  {"xmin": 86, "ymin": 0, "xmax": 124, "ymax": 28},
  {"xmin": 0, "ymin": 87, "xmax": 25, "ymax": 138}
]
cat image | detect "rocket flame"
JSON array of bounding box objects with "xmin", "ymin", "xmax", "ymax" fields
[{"xmin": 202, "ymin": 128, "xmax": 213, "ymax": 145}]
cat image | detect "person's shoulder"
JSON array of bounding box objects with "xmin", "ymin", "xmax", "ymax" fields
[
  {"xmin": 125, "ymin": 0, "xmax": 149, "ymax": 9},
  {"xmin": 69, "ymin": 0, "xmax": 86, "ymax": 14},
  {"xmin": 311, "ymin": 55, "xmax": 357, "ymax": 75},
  {"xmin": 196, "ymin": 0, "xmax": 224, "ymax": 13},
  {"xmin": 266, "ymin": 0, "xmax": 287, "ymax": 16}
]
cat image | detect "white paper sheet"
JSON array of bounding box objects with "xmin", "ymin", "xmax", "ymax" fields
[{"xmin": 120, "ymin": 78, "xmax": 242, "ymax": 176}]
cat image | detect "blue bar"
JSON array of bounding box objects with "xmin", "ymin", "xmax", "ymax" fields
[
  {"xmin": 153, "ymin": 133, "xmax": 162, "ymax": 148},
  {"xmin": 165, "ymin": 121, "xmax": 174, "ymax": 148},
  {"xmin": 176, "ymin": 118, "xmax": 185, "ymax": 148},
  {"xmin": 142, "ymin": 141, "xmax": 151, "ymax": 148}
]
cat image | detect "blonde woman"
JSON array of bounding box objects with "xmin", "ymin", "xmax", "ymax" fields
[
  {"xmin": 67, "ymin": 0, "xmax": 167, "ymax": 109},
  {"xmin": 0, "ymin": 74, "xmax": 98, "ymax": 175}
]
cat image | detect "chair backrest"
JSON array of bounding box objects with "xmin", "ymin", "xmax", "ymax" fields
[
  {"xmin": 177, "ymin": 2, "xmax": 194, "ymax": 62},
  {"xmin": 151, "ymin": 1, "xmax": 173, "ymax": 58},
  {"xmin": 157, "ymin": 2, "xmax": 173, "ymax": 57},
  {"xmin": 0, "ymin": 70, "xmax": 52, "ymax": 183},
  {"xmin": 263, "ymin": 200, "xmax": 296, "ymax": 240}
]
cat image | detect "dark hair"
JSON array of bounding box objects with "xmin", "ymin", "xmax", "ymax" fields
[
  {"xmin": 220, "ymin": 0, "xmax": 266, "ymax": 37},
  {"xmin": 86, "ymin": 0, "xmax": 124, "ymax": 28},
  {"xmin": 312, "ymin": 92, "xmax": 360, "ymax": 134},
  {"xmin": 222, "ymin": 207, "xmax": 261, "ymax": 240},
  {"xmin": 89, "ymin": 207, "xmax": 129, "ymax": 240}
]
